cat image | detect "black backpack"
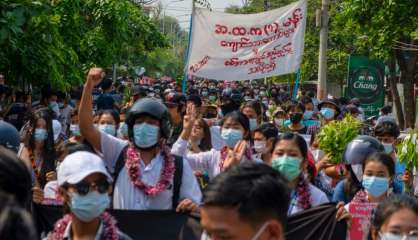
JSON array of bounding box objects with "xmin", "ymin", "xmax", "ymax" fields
[{"xmin": 112, "ymin": 146, "xmax": 183, "ymax": 209}]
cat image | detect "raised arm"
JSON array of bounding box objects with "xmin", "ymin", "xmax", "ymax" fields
[{"xmin": 79, "ymin": 68, "xmax": 104, "ymax": 152}]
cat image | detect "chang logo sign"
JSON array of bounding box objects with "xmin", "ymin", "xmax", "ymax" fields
[{"xmin": 349, "ymin": 66, "xmax": 383, "ymax": 104}]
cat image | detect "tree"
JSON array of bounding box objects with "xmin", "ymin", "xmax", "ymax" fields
[
  {"xmin": 0, "ymin": 0, "xmax": 166, "ymax": 90},
  {"xmin": 335, "ymin": 0, "xmax": 418, "ymax": 128}
]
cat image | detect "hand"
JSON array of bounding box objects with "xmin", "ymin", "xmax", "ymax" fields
[
  {"xmin": 316, "ymin": 155, "xmax": 334, "ymax": 171},
  {"xmin": 183, "ymin": 103, "xmax": 197, "ymax": 131},
  {"xmin": 223, "ymin": 140, "xmax": 248, "ymax": 170},
  {"xmin": 402, "ymin": 170, "xmax": 412, "ymax": 183},
  {"xmin": 32, "ymin": 186, "xmax": 44, "ymax": 204},
  {"xmin": 336, "ymin": 202, "xmax": 352, "ymax": 228},
  {"xmin": 176, "ymin": 198, "xmax": 199, "ymax": 213},
  {"xmin": 86, "ymin": 68, "xmax": 105, "ymax": 86},
  {"xmin": 46, "ymin": 171, "xmax": 57, "ymax": 182}
]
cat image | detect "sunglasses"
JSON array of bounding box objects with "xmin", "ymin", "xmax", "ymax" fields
[{"xmin": 66, "ymin": 179, "xmax": 110, "ymax": 196}]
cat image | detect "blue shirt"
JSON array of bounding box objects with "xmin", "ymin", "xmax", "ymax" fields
[{"xmin": 393, "ymin": 158, "xmax": 406, "ymax": 194}]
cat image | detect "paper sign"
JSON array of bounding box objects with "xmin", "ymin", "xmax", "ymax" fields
[
  {"xmin": 348, "ymin": 202, "xmax": 377, "ymax": 240},
  {"xmin": 186, "ymin": 0, "xmax": 307, "ymax": 81}
]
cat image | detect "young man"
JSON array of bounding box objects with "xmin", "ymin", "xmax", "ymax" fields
[
  {"xmin": 79, "ymin": 68, "xmax": 201, "ymax": 210},
  {"xmin": 96, "ymin": 78, "xmax": 119, "ymax": 111},
  {"xmin": 253, "ymin": 123, "xmax": 278, "ymax": 165},
  {"xmin": 201, "ymin": 162, "xmax": 290, "ymax": 240}
]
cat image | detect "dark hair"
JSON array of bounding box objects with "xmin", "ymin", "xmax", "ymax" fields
[
  {"xmin": 254, "ymin": 123, "xmax": 279, "ymax": 140},
  {"xmin": 374, "ymin": 121, "xmax": 400, "ymax": 138},
  {"xmin": 95, "ymin": 109, "xmax": 120, "ymax": 126},
  {"xmin": 0, "ymin": 192, "xmax": 37, "ymax": 240},
  {"xmin": 371, "ymin": 195, "xmax": 418, "ymax": 233},
  {"xmin": 203, "ymin": 162, "xmax": 290, "ymax": 226},
  {"xmin": 307, "ymin": 91, "xmax": 315, "ymax": 99},
  {"xmin": 195, "ymin": 118, "xmax": 212, "ymax": 151},
  {"xmin": 0, "ymin": 147, "xmax": 32, "ymax": 206},
  {"xmin": 241, "ymin": 100, "xmax": 263, "ymax": 117},
  {"xmin": 101, "ymin": 78, "xmax": 113, "ymax": 91},
  {"xmin": 285, "ymin": 101, "xmax": 305, "ymax": 113},
  {"xmin": 220, "ymin": 111, "xmax": 250, "ymax": 138},
  {"xmin": 273, "ymin": 132, "xmax": 308, "ymax": 160},
  {"xmin": 300, "ymin": 96, "xmax": 313, "ymax": 106},
  {"xmin": 25, "ymin": 108, "xmax": 56, "ymax": 188},
  {"xmin": 380, "ymin": 105, "xmax": 392, "ymax": 115},
  {"xmin": 363, "ymin": 152, "xmax": 395, "ymax": 177}
]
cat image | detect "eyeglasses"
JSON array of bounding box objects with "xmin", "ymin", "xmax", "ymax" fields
[{"xmin": 66, "ymin": 179, "xmax": 110, "ymax": 196}]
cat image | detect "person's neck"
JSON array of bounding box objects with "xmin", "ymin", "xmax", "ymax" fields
[
  {"xmin": 368, "ymin": 193, "xmax": 386, "ymax": 203},
  {"xmin": 71, "ymin": 215, "xmax": 100, "ymax": 240},
  {"xmin": 139, "ymin": 148, "xmax": 159, "ymax": 166},
  {"xmin": 290, "ymin": 122, "xmax": 303, "ymax": 129},
  {"xmin": 261, "ymin": 152, "xmax": 272, "ymax": 164}
]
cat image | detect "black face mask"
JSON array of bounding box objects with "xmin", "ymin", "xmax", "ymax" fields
[{"xmin": 290, "ymin": 112, "xmax": 303, "ymax": 124}]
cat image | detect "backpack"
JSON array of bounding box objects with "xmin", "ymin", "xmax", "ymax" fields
[{"xmin": 112, "ymin": 146, "xmax": 183, "ymax": 209}]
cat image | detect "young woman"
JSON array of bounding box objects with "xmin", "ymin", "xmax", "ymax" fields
[
  {"xmin": 285, "ymin": 102, "xmax": 308, "ymax": 134},
  {"xmin": 318, "ymin": 98, "xmax": 340, "ymax": 125},
  {"xmin": 94, "ymin": 109, "xmax": 120, "ymax": 137},
  {"xmin": 370, "ymin": 194, "xmax": 418, "ymax": 240},
  {"xmin": 345, "ymin": 152, "xmax": 395, "ymax": 209},
  {"xmin": 20, "ymin": 108, "xmax": 57, "ymax": 188},
  {"xmin": 47, "ymin": 151, "xmax": 131, "ymax": 239},
  {"xmin": 172, "ymin": 106, "xmax": 256, "ymax": 180},
  {"xmin": 188, "ymin": 118, "xmax": 212, "ymax": 154},
  {"xmin": 253, "ymin": 123, "xmax": 278, "ymax": 165},
  {"xmin": 241, "ymin": 100, "xmax": 264, "ymax": 131},
  {"xmin": 68, "ymin": 109, "xmax": 83, "ymax": 144},
  {"xmin": 270, "ymin": 132, "xmax": 329, "ymax": 215}
]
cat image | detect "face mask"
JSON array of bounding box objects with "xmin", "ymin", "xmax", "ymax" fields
[
  {"xmin": 244, "ymin": 96, "xmax": 252, "ymax": 102},
  {"xmin": 362, "ymin": 176, "xmax": 389, "ymax": 197},
  {"xmin": 118, "ymin": 122, "xmax": 129, "ymax": 137},
  {"xmin": 34, "ymin": 128, "xmax": 48, "ymax": 141},
  {"xmin": 69, "ymin": 191, "xmax": 110, "ymax": 223},
  {"xmin": 383, "ymin": 143, "xmax": 394, "ymax": 154},
  {"xmin": 262, "ymin": 101, "xmax": 268, "ymax": 106},
  {"xmin": 254, "ymin": 140, "xmax": 267, "ymax": 154},
  {"xmin": 260, "ymin": 91, "xmax": 266, "ymax": 97},
  {"xmin": 49, "ymin": 101, "xmax": 60, "ymax": 117},
  {"xmin": 320, "ymin": 108, "xmax": 335, "ymax": 120},
  {"xmin": 209, "ymin": 95, "xmax": 216, "ymax": 102},
  {"xmin": 58, "ymin": 102, "xmax": 64, "ymax": 108},
  {"xmin": 99, "ymin": 124, "xmax": 116, "ymax": 136},
  {"xmin": 133, "ymin": 123, "xmax": 159, "ymax": 148},
  {"xmin": 202, "ymin": 91, "xmax": 208, "ymax": 97},
  {"xmin": 249, "ymin": 118, "xmax": 258, "ymax": 131},
  {"xmin": 274, "ymin": 118, "xmax": 284, "ymax": 126},
  {"xmin": 290, "ymin": 112, "xmax": 303, "ymax": 124},
  {"xmin": 379, "ymin": 232, "xmax": 418, "ymax": 240},
  {"xmin": 304, "ymin": 110, "xmax": 313, "ymax": 120},
  {"xmin": 70, "ymin": 124, "xmax": 81, "ymax": 137},
  {"xmin": 221, "ymin": 128, "xmax": 243, "ymax": 148},
  {"xmin": 271, "ymin": 155, "xmax": 302, "ymax": 181}
]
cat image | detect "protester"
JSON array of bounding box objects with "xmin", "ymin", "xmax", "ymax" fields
[
  {"xmin": 0, "ymin": 120, "xmax": 20, "ymax": 153},
  {"xmin": 47, "ymin": 151, "xmax": 131, "ymax": 239},
  {"xmin": 2, "ymin": 91, "xmax": 30, "ymax": 131},
  {"xmin": 370, "ymin": 194, "xmax": 418, "ymax": 240},
  {"xmin": 285, "ymin": 101, "xmax": 308, "ymax": 134},
  {"xmin": 241, "ymin": 100, "xmax": 264, "ymax": 131},
  {"xmin": 96, "ymin": 78, "xmax": 119, "ymax": 111},
  {"xmin": 253, "ymin": 123, "xmax": 278, "ymax": 165},
  {"xmin": 188, "ymin": 118, "xmax": 212, "ymax": 154},
  {"xmin": 200, "ymin": 162, "xmax": 290, "ymax": 240},
  {"xmin": 79, "ymin": 68, "xmax": 201, "ymax": 210},
  {"xmin": 165, "ymin": 93, "xmax": 186, "ymax": 146},
  {"xmin": 318, "ymin": 98, "xmax": 340, "ymax": 124},
  {"xmin": 270, "ymin": 132, "xmax": 329, "ymax": 215},
  {"xmin": 95, "ymin": 109, "xmax": 120, "ymax": 137}
]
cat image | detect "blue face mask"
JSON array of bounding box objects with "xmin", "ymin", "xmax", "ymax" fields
[
  {"xmin": 304, "ymin": 110, "xmax": 314, "ymax": 120},
  {"xmin": 99, "ymin": 124, "xmax": 116, "ymax": 136},
  {"xmin": 383, "ymin": 143, "xmax": 394, "ymax": 154},
  {"xmin": 209, "ymin": 95, "xmax": 216, "ymax": 102},
  {"xmin": 133, "ymin": 123, "xmax": 159, "ymax": 148},
  {"xmin": 362, "ymin": 176, "xmax": 389, "ymax": 197},
  {"xmin": 69, "ymin": 191, "xmax": 110, "ymax": 222},
  {"xmin": 70, "ymin": 124, "xmax": 81, "ymax": 137},
  {"xmin": 320, "ymin": 108, "xmax": 335, "ymax": 120},
  {"xmin": 221, "ymin": 128, "xmax": 243, "ymax": 148},
  {"xmin": 118, "ymin": 122, "xmax": 129, "ymax": 137},
  {"xmin": 34, "ymin": 128, "xmax": 48, "ymax": 141},
  {"xmin": 271, "ymin": 155, "xmax": 301, "ymax": 181},
  {"xmin": 249, "ymin": 118, "xmax": 258, "ymax": 131}
]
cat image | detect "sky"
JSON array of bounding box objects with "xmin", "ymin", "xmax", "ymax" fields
[{"xmin": 159, "ymin": 0, "xmax": 244, "ymax": 29}]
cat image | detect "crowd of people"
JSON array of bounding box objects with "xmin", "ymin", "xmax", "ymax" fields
[{"xmin": 0, "ymin": 69, "xmax": 417, "ymax": 240}]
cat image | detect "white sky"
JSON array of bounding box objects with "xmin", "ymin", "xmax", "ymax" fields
[{"xmin": 159, "ymin": 0, "xmax": 244, "ymax": 29}]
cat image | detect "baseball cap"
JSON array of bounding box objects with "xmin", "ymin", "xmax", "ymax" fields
[{"xmin": 57, "ymin": 151, "xmax": 112, "ymax": 186}]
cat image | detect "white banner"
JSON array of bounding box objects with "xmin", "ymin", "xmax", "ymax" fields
[{"xmin": 185, "ymin": 0, "xmax": 307, "ymax": 81}]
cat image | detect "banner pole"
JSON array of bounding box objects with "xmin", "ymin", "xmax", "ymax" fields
[
  {"xmin": 181, "ymin": 1, "xmax": 195, "ymax": 94},
  {"xmin": 292, "ymin": 69, "xmax": 301, "ymax": 100}
]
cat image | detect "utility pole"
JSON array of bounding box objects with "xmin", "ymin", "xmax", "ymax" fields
[{"xmin": 317, "ymin": 0, "xmax": 329, "ymax": 100}]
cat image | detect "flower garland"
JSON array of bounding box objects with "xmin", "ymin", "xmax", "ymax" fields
[
  {"xmin": 295, "ymin": 174, "xmax": 312, "ymax": 210},
  {"xmin": 219, "ymin": 146, "xmax": 253, "ymax": 171},
  {"xmin": 125, "ymin": 144, "xmax": 175, "ymax": 196},
  {"xmin": 47, "ymin": 212, "xmax": 118, "ymax": 240}
]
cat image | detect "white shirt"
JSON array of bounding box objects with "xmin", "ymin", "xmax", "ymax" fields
[
  {"xmin": 100, "ymin": 132, "xmax": 202, "ymax": 210},
  {"xmin": 171, "ymin": 138, "xmax": 260, "ymax": 180},
  {"xmin": 288, "ymin": 183, "xmax": 329, "ymax": 215}
]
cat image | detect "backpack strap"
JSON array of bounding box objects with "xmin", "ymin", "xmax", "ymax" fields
[
  {"xmin": 172, "ymin": 155, "xmax": 183, "ymax": 209},
  {"xmin": 111, "ymin": 145, "xmax": 129, "ymax": 208}
]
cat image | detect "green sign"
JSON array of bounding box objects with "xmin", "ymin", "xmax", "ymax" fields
[{"xmin": 347, "ymin": 56, "xmax": 385, "ymax": 117}]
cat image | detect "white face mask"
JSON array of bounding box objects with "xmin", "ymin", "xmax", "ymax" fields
[
  {"xmin": 203, "ymin": 222, "xmax": 269, "ymax": 240},
  {"xmin": 254, "ymin": 140, "xmax": 267, "ymax": 154},
  {"xmin": 379, "ymin": 232, "xmax": 418, "ymax": 240}
]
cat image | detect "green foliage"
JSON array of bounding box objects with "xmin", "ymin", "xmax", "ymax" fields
[
  {"xmin": 0, "ymin": 0, "xmax": 165, "ymax": 90},
  {"xmin": 397, "ymin": 130, "xmax": 418, "ymax": 193},
  {"xmin": 317, "ymin": 115, "xmax": 361, "ymax": 164}
]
